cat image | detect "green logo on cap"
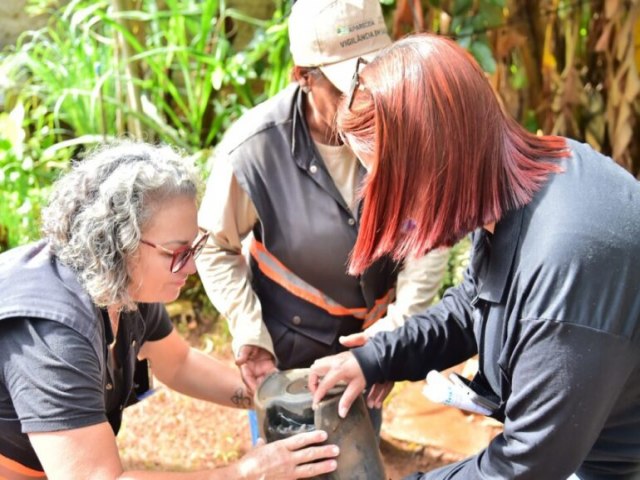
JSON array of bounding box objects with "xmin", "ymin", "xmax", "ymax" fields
[{"xmin": 336, "ymin": 26, "xmax": 349, "ymax": 35}]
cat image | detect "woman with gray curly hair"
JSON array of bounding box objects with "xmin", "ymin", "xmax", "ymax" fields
[{"xmin": 0, "ymin": 141, "xmax": 338, "ymax": 479}]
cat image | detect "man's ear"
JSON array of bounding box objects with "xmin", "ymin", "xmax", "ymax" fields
[{"xmin": 292, "ymin": 65, "xmax": 311, "ymax": 93}]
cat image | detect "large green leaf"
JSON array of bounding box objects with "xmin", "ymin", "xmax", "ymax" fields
[{"xmin": 469, "ymin": 40, "xmax": 497, "ymax": 73}]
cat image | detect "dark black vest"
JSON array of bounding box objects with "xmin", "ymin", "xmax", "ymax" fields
[{"xmin": 225, "ymin": 85, "xmax": 400, "ymax": 368}]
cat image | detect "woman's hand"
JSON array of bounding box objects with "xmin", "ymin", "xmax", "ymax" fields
[
  {"xmin": 307, "ymin": 351, "xmax": 366, "ymax": 418},
  {"xmin": 235, "ymin": 430, "xmax": 338, "ymax": 479},
  {"xmin": 365, "ymin": 381, "xmax": 394, "ymax": 409},
  {"xmin": 338, "ymin": 333, "xmax": 394, "ymax": 409}
]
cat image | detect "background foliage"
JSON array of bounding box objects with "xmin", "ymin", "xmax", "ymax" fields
[
  {"xmin": 1, "ymin": 0, "xmax": 290, "ymax": 248},
  {"xmin": 390, "ymin": 0, "xmax": 639, "ymax": 174},
  {"xmin": 1, "ymin": 0, "xmax": 638, "ymax": 318}
]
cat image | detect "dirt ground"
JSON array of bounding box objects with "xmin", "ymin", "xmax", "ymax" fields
[{"xmin": 116, "ymin": 345, "xmax": 463, "ymax": 478}]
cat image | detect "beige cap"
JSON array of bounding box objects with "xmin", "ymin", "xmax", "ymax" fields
[{"xmin": 288, "ymin": 0, "xmax": 391, "ymax": 92}]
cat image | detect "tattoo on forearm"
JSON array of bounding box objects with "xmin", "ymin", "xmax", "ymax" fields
[{"xmin": 231, "ymin": 388, "xmax": 252, "ymax": 408}]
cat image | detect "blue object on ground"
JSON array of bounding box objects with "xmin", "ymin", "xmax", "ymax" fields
[{"xmin": 248, "ymin": 409, "xmax": 260, "ymax": 445}]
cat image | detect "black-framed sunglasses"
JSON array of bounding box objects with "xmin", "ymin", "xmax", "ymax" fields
[
  {"xmin": 346, "ymin": 57, "xmax": 369, "ymax": 110},
  {"xmin": 140, "ymin": 227, "xmax": 209, "ymax": 273}
]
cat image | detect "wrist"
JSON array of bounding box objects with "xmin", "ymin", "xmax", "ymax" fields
[
  {"xmin": 234, "ymin": 455, "xmax": 257, "ymax": 480},
  {"xmin": 352, "ymin": 344, "xmax": 381, "ymax": 387},
  {"xmin": 209, "ymin": 463, "xmax": 247, "ymax": 480}
]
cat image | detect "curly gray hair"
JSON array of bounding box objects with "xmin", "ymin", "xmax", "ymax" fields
[{"xmin": 42, "ymin": 141, "xmax": 201, "ymax": 310}]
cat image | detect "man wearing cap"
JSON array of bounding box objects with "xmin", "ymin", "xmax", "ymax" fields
[{"xmin": 196, "ymin": 0, "xmax": 448, "ymax": 401}]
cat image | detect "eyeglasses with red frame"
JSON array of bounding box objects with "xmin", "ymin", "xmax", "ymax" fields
[
  {"xmin": 346, "ymin": 57, "xmax": 369, "ymax": 110},
  {"xmin": 140, "ymin": 227, "xmax": 209, "ymax": 273}
]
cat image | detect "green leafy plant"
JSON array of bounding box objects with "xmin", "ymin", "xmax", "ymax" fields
[
  {"xmin": 0, "ymin": 0, "xmax": 293, "ymax": 251},
  {"xmin": 4, "ymin": 0, "xmax": 291, "ymax": 153},
  {"xmin": 437, "ymin": 236, "xmax": 471, "ymax": 300},
  {"xmin": 422, "ymin": 0, "xmax": 504, "ymax": 73},
  {"xmin": 0, "ymin": 100, "xmax": 72, "ymax": 250}
]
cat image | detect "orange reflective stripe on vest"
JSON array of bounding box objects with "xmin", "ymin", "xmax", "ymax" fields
[
  {"xmin": 250, "ymin": 239, "xmax": 394, "ymax": 328},
  {"xmin": 0, "ymin": 453, "xmax": 46, "ymax": 480}
]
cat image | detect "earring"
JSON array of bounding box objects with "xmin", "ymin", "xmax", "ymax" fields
[{"xmin": 301, "ymin": 85, "xmax": 310, "ymax": 93}]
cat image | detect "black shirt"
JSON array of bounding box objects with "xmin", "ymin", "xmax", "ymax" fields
[
  {"xmin": 355, "ymin": 140, "xmax": 640, "ymax": 479},
  {"xmin": 0, "ymin": 243, "xmax": 173, "ymax": 471}
]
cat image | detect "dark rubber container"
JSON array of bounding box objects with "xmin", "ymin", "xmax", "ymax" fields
[{"xmin": 254, "ymin": 368, "xmax": 386, "ymax": 480}]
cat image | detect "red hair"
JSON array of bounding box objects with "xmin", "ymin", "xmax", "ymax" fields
[{"xmin": 339, "ymin": 34, "xmax": 569, "ymax": 275}]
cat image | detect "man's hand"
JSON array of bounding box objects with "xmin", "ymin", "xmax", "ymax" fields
[
  {"xmin": 236, "ymin": 345, "xmax": 277, "ymax": 395},
  {"xmin": 338, "ymin": 331, "xmax": 368, "ymax": 348}
]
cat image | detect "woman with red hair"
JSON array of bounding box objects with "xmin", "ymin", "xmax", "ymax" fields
[{"xmin": 309, "ymin": 34, "xmax": 640, "ymax": 479}]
